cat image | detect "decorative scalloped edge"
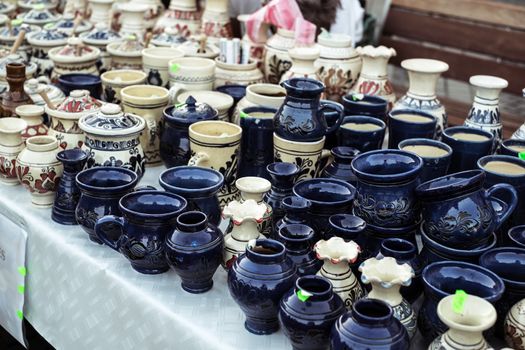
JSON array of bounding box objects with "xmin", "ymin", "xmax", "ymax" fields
[
  {"xmin": 359, "ymin": 257, "xmax": 414, "ymax": 287},
  {"xmin": 314, "ymin": 237, "xmax": 360, "ymax": 263}
]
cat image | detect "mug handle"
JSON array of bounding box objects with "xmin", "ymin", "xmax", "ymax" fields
[
  {"xmin": 95, "ymin": 215, "xmax": 127, "ymax": 251},
  {"xmin": 168, "ymin": 83, "xmax": 187, "ymax": 105},
  {"xmin": 188, "ymin": 151, "xmax": 210, "ymax": 166},
  {"xmin": 316, "ymin": 149, "xmax": 333, "ymax": 177},
  {"xmin": 486, "ymin": 183, "xmax": 518, "ymax": 231},
  {"xmin": 320, "ymin": 103, "xmax": 345, "ymax": 135}
]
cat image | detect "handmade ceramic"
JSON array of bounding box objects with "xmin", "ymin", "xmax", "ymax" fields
[
  {"xmin": 120, "ymin": 85, "xmax": 170, "ymax": 165},
  {"xmin": 388, "ymin": 109, "xmax": 437, "ymax": 149},
  {"xmin": 17, "ymin": 7, "xmax": 61, "ymax": 27},
  {"xmin": 79, "ymin": 104, "xmax": 146, "ymax": 177},
  {"xmin": 320, "ymin": 100, "xmax": 344, "ymax": 150},
  {"xmin": 314, "ymin": 31, "xmax": 361, "ymax": 102},
  {"xmin": 214, "ymin": 58, "xmax": 264, "ymax": 88},
  {"xmin": 106, "ymin": 36, "xmax": 144, "ymax": 70},
  {"xmin": 418, "ymin": 261, "xmax": 505, "ymax": 340},
  {"xmin": 228, "ymin": 239, "xmax": 297, "ymax": 334},
  {"xmin": 58, "ymin": 74, "xmax": 102, "ymax": 99},
  {"xmin": 359, "ymin": 257, "xmax": 416, "ymax": 338},
  {"xmin": 215, "ymin": 84, "xmax": 246, "ymax": 116},
  {"xmin": 337, "ymin": 116, "xmax": 386, "ymax": 153},
  {"xmin": 142, "ymin": 47, "xmax": 184, "ymax": 88},
  {"xmin": 314, "ymin": 238, "xmax": 363, "ymax": 308},
  {"xmin": 80, "ymin": 23, "xmax": 122, "ymax": 73},
  {"xmin": 342, "ymin": 93, "xmax": 388, "ymax": 122},
  {"xmin": 27, "ymin": 28, "xmax": 68, "ymax": 78},
  {"xmin": 359, "ymin": 222, "xmax": 419, "ymax": 262},
  {"xmin": 24, "ymin": 78, "xmax": 65, "ymax": 107},
  {"xmin": 416, "ymin": 169, "xmax": 518, "ymax": 249},
  {"xmin": 51, "ymin": 149, "xmax": 88, "ymax": 225},
  {"xmin": 48, "ymin": 37, "xmax": 100, "ymax": 82},
  {"xmin": 398, "ymin": 138, "xmax": 453, "ymax": 183},
  {"xmin": 509, "ymin": 225, "xmax": 525, "ymax": 248},
  {"xmin": 0, "ymin": 118, "xmax": 27, "ymax": 185},
  {"xmin": 393, "ymin": 59, "xmax": 449, "ymax": 136},
  {"xmin": 0, "ymin": 54, "xmax": 37, "ymax": 90},
  {"xmin": 188, "ymin": 120, "xmax": 242, "ymax": 206},
  {"xmin": 233, "ymin": 83, "xmax": 286, "ymax": 124},
  {"xmin": 100, "ymin": 69, "xmax": 147, "ymax": 104},
  {"xmin": 236, "ymin": 176, "xmax": 272, "ymax": 236},
  {"xmin": 167, "ymin": 57, "xmax": 216, "ymax": 100},
  {"xmin": 279, "ymin": 275, "xmax": 345, "ymax": 350},
  {"xmin": 326, "ymin": 214, "xmax": 366, "ymax": 242},
  {"xmin": 330, "ymin": 298, "xmax": 410, "ymax": 350},
  {"xmin": 88, "ymin": 0, "xmax": 113, "ymax": 25},
  {"xmin": 275, "ymin": 78, "xmax": 344, "ymax": 142},
  {"xmin": 500, "ymin": 139, "xmax": 525, "ymax": 157},
  {"xmin": 0, "ymin": 63, "xmax": 31, "ymax": 118},
  {"xmin": 429, "ymin": 294, "xmax": 496, "ymax": 350},
  {"xmin": 159, "ymin": 166, "xmax": 224, "ymax": 226},
  {"xmin": 264, "ymin": 28, "xmax": 294, "ymax": 84},
  {"xmin": 274, "ymin": 196, "xmax": 312, "ymax": 238},
  {"xmin": 165, "ymin": 211, "xmax": 223, "ymax": 293},
  {"xmin": 177, "ymin": 38, "xmax": 220, "ymax": 59},
  {"xmin": 0, "ymin": 2, "xmax": 15, "ymax": 15},
  {"xmin": 200, "ymin": 0, "xmax": 232, "ymax": 43},
  {"xmin": 277, "ymin": 224, "xmax": 322, "ymax": 277},
  {"xmin": 322, "ymin": 147, "xmax": 359, "ymax": 185},
  {"xmin": 159, "ymin": 96, "xmax": 218, "ymax": 167},
  {"xmin": 237, "ymin": 14, "xmax": 267, "ymax": 68},
  {"xmin": 46, "ymin": 89, "xmax": 102, "ymax": 150},
  {"xmin": 150, "ymin": 27, "xmax": 187, "ymax": 47},
  {"xmin": 153, "ymin": 0, "xmax": 201, "ymax": 36},
  {"xmin": 265, "ymin": 162, "xmax": 300, "ymax": 226},
  {"xmin": 350, "ymin": 45, "xmax": 397, "ymax": 107},
  {"xmin": 16, "ymin": 136, "xmax": 63, "ymax": 207},
  {"xmin": 464, "ymin": 75, "xmax": 508, "ymax": 144},
  {"xmin": 442, "ymin": 126, "xmax": 494, "ymax": 173},
  {"xmin": 512, "ymin": 89, "xmax": 525, "ymax": 140},
  {"xmin": 18, "ymin": 0, "xmax": 58, "ymax": 10},
  {"xmin": 51, "ymin": 15, "xmax": 93, "ymax": 35},
  {"xmin": 0, "ymin": 24, "xmax": 40, "ymax": 62},
  {"xmin": 352, "ymin": 149, "xmax": 423, "ymax": 228},
  {"xmin": 505, "ymin": 298, "xmax": 525, "ymax": 350},
  {"xmin": 15, "ymin": 104, "xmax": 48, "ymax": 141},
  {"xmin": 280, "ymin": 47, "xmax": 320, "ymax": 83},
  {"xmin": 177, "ymin": 91, "xmax": 233, "ymax": 122},
  {"xmin": 117, "ymin": 3, "xmax": 149, "ymax": 38}
]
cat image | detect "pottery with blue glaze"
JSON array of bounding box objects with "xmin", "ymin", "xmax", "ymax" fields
[
  {"xmin": 398, "ymin": 138, "xmax": 452, "ymax": 183},
  {"xmin": 274, "ymin": 196, "xmax": 311, "ymax": 239},
  {"xmin": 388, "ymin": 109, "xmax": 437, "ymax": 149},
  {"xmin": 326, "ymin": 214, "xmax": 366, "ymax": 241},
  {"xmin": 265, "ymin": 162, "xmax": 300, "ymax": 228},
  {"xmin": 278, "ymin": 224, "xmax": 322, "ymax": 276},
  {"xmin": 342, "ymin": 93, "xmax": 388, "ymax": 122},
  {"xmin": 320, "ymin": 99, "xmax": 344, "ymax": 150},
  {"xmin": 322, "ymin": 147, "xmax": 360, "ymax": 185},
  {"xmin": 508, "ymin": 225, "xmax": 525, "ymax": 248},
  {"xmin": 337, "ymin": 115, "xmax": 386, "ymax": 153},
  {"xmin": 359, "ymin": 222, "xmax": 419, "ymax": 262},
  {"xmin": 215, "ymin": 84, "xmax": 246, "ymax": 119},
  {"xmin": 58, "ymin": 74, "xmax": 102, "ymax": 99},
  {"xmin": 500, "ymin": 139, "xmax": 525, "ymax": 157},
  {"xmin": 442, "ymin": 126, "xmax": 494, "ymax": 173}
]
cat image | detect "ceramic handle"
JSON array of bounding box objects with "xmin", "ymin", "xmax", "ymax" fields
[
  {"xmin": 188, "ymin": 152, "xmax": 209, "ymax": 166},
  {"xmin": 36, "ymin": 75, "xmax": 51, "ymax": 85},
  {"xmin": 316, "ymin": 149, "xmax": 333, "ymax": 177},
  {"xmin": 486, "ymin": 183, "xmax": 518, "ymax": 230},
  {"xmin": 168, "ymin": 83, "xmax": 187, "ymax": 105},
  {"xmin": 95, "ymin": 215, "xmax": 127, "ymax": 251},
  {"xmin": 320, "ymin": 103, "xmax": 345, "ymax": 135}
]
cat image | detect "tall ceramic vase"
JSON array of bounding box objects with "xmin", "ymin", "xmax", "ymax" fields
[
  {"xmin": 0, "ymin": 118, "xmax": 27, "ymax": 185},
  {"xmin": 88, "ymin": 0, "xmax": 113, "ymax": 25},
  {"xmin": 236, "ymin": 176, "xmax": 272, "ymax": 236},
  {"xmin": 119, "ymin": 3, "xmax": 149, "ymax": 39},
  {"xmin": 393, "ymin": 58, "xmax": 449, "ymax": 136},
  {"xmin": 201, "ymin": 0, "xmax": 232, "ymax": 44},
  {"xmin": 154, "ymin": 0, "xmax": 201, "ymax": 37},
  {"xmin": 350, "ymin": 46, "xmax": 396, "ymax": 108},
  {"xmin": 464, "ymin": 75, "xmax": 508, "ymax": 145}
]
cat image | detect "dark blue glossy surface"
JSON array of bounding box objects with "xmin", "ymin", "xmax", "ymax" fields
[
  {"xmin": 228, "ymin": 239, "xmax": 297, "ymax": 335},
  {"xmin": 337, "ymin": 115, "xmax": 386, "ymax": 152},
  {"xmin": 159, "ymin": 166, "xmax": 224, "ymax": 226},
  {"xmin": 279, "ymin": 276, "xmax": 345, "ymax": 350},
  {"xmin": 398, "ymin": 138, "xmax": 452, "ymax": 183},
  {"xmin": 274, "ymin": 78, "xmax": 344, "ymax": 142},
  {"xmin": 322, "ymin": 147, "xmax": 360, "ymax": 185},
  {"xmin": 277, "ymin": 224, "xmax": 322, "ymax": 276},
  {"xmin": 499, "ymin": 139, "xmax": 525, "ymax": 157},
  {"xmin": 388, "ymin": 109, "xmax": 437, "ymax": 149},
  {"xmin": 417, "ymin": 169, "xmax": 518, "ymax": 249},
  {"xmin": 330, "ymin": 299, "xmax": 410, "ymax": 350},
  {"xmin": 274, "ymin": 196, "xmax": 312, "ymax": 239},
  {"xmin": 442, "ymin": 126, "xmax": 494, "ymax": 173},
  {"xmin": 508, "ymin": 225, "xmax": 525, "ymax": 248},
  {"xmin": 358, "ymin": 221, "xmax": 419, "ymax": 262},
  {"xmin": 58, "ymin": 74, "xmax": 102, "ymax": 99},
  {"xmin": 76, "ymin": 167, "xmax": 139, "ymax": 243},
  {"xmin": 52, "ymin": 149, "xmax": 88, "ymax": 225},
  {"xmin": 342, "ymin": 93, "xmax": 388, "ymax": 122},
  {"xmin": 326, "ymin": 214, "xmax": 366, "ymax": 241},
  {"xmin": 215, "ymin": 84, "xmax": 247, "ymax": 119},
  {"xmin": 265, "ymin": 162, "xmax": 300, "ymax": 233},
  {"xmin": 95, "ymin": 190, "xmax": 187, "ymax": 274},
  {"xmin": 321, "ymin": 99, "xmax": 344, "ymax": 150},
  {"xmin": 165, "ymin": 211, "xmax": 223, "ymax": 293}
]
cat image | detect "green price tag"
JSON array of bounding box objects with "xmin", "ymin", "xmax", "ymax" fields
[
  {"xmin": 34, "ymin": 3, "xmax": 45, "ymax": 10},
  {"xmin": 170, "ymin": 63, "xmax": 180, "ymax": 73},
  {"xmin": 16, "ymin": 310, "xmax": 23, "ymax": 320},
  {"xmin": 18, "ymin": 266, "xmax": 26, "ymax": 277},
  {"xmin": 452, "ymin": 289, "xmax": 467, "ymax": 314},
  {"xmin": 352, "ymin": 93, "xmax": 365, "ymax": 101},
  {"xmin": 239, "ymin": 111, "xmax": 249, "ymax": 119},
  {"xmin": 175, "ymin": 103, "xmax": 185, "ymax": 108},
  {"xmin": 127, "ymin": 34, "xmax": 136, "ymax": 41},
  {"xmin": 44, "ymin": 23, "xmax": 54, "ymax": 29},
  {"xmin": 11, "ymin": 19, "xmax": 23, "ymax": 27},
  {"xmin": 18, "ymin": 285, "xmax": 25, "ymax": 294},
  {"xmin": 296, "ymin": 289, "xmax": 313, "ymax": 302},
  {"xmin": 519, "ymin": 152, "xmax": 525, "ymax": 160}
]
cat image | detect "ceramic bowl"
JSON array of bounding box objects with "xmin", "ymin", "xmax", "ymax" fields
[
  {"xmin": 327, "ymin": 214, "xmax": 366, "ymax": 241},
  {"xmin": 508, "ymin": 225, "xmax": 525, "ymax": 248},
  {"xmin": 58, "ymin": 73, "xmax": 102, "ymax": 99},
  {"xmin": 500, "ymin": 139, "xmax": 525, "ymax": 157}
]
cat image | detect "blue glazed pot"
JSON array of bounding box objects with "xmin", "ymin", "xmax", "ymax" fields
[
  {"xmin": 279, "ymin": 276, "xmax": 345, "ymax": 350},
  {"xmin": 274, "ymin": 195, "xmax": 312, "ymax": 239},
  {"xmin": 351, "ymin": 149, "xmax": 423, "ymax": 228},
  {"xmin": 274, "ymin": 78, "xmax": 344, "ymax": 142},
  {"xmin": 508, "ymin": 225, "xmax": 525, "ymax": 248},
  {"xmin": 342, "ymin": 93, "xmax": 388, "ymax": 122},
  {"xmin": 76, "ymin": 167, "xmax": 139, "ymax": 243},
  {"xmin": 322, "ymin": 147, "xmax": 360, "ymax": 186},
  {"xmin": 216, "ymin": 84, "xmax": 246, "ymax": 106},
  {"xmin": 58, "ymin": 73, "xmax": 102, "ymax": 99},
  {"xmin": 326, "ymin": 214, "xmax": 366, "ymax": 241},
  {"xmin": 265, "ymin": 162, "xmax": 300, "ymax": 232},
  {"xmin": 337, "ymin": 115, "xmax": 386, "ymax": 153},
  {"xmin": 159, "ymin": 166, "xmax": 224, "ymax": 226},
  {"xmin": 95, "ymin": 190, "xmax": 187, "ymax": 274},
  {"xmin": 330, "ymin": 298, "xmax": 410, "ymax": 350},
  {"xmin": 52, "ymin": 149, "xmax": 88, "ymax": 225},
  {"xmin": 479, "ymin": 247, "xmax": 525, "ymax": 337},
  {"xmin": 388, "ymin": 109, "xmax": 437, "ymax": 149},
  {"xmin": 398, "ymin": 138, "xmax": 453, "ymax": 183},
  {"xmin": 164, "ymin": 211, "xmax": 223, "ymax": 293},
  {"xmin": 293, "ymin": 178, "xmax": 356, "ymax": 239},
  {"xmin": 237, "ymin": 106, "xmax": 276, "ymax": 179},
  {"xmin": 278, "ymin": 224, "xmax": 322, "ymax": 276},
  {"xmin": 418, "ymin": 261, "xmax": 505, "ymax": 341},
  {"xmin": 416, "ymin": 169, "xmax": 518, "ymax": 249},
  {"xmin": 228, "ymin": 239, "xmax": 297, "ymax": 335},
  {"xmin": 320, "ymin": 99, "xmax": 344, "ymax": 150},
  {"xmin": 499, "ymin": 139, "xmax": 525, "ymax": 157},
  {"xmin": 442, "ymin": 126, "xmax": 494, "ymax": 173}
]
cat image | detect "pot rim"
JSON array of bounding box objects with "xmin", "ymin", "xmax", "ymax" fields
[
  {"xmin": 293, "ymin": 178, "xmax": 356, "ymax": 206},
  {"xmin": 76, "ymin": 166, "xmax": 139, "ymax": 193},
  {"xmin": 119, "ymin": 190, "xmax": 187, "ymax": 220},
  {"xmin": 158, "ymin": 166, "xmax": 224, "ymax": 197},
  {"xmin": 479, "ymin": 247, "xmax": 525, "ymax": 289},
  {"xmin": 0, "ymin": 117, "xmax": 27, "ymax": 134},
  {"xmin": 477, "ymin": 155, "xmax": 525, "ymax": 179},
  {"xmin": 351, "ymin": 149, "xmax": 423, "ymax": 183},
  {"xmin": 398, "ymin": 138, "xmax": 453, "ymax": 159},
  {"xmin": 508, "ymin": 225, "xmax": 525, "ymax": 249},
  {"xmin": 101, "ymin": 69, "xmax": 147, "ymax": 85},
  {"xmin": 415, "ymin": 169, "xmax": 485, "ymax": 199}
]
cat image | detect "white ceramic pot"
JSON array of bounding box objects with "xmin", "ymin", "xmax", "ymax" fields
[
  {"xmin": 101, "ymin": 69, "xmax": 147, "ymax": 104},
  {"xmin": 167, "ymin": 57, "xmax": 216, "ymax": 102},
  {"xmin": 118, "ymin": 3, "xmax": 149, "ymax": 38},
  {"xmin": 201, "ymin": 0, "xmax": 232, "ymax": 44},
  {"xmin": 177, "ymin": 90, "xmax": 233, "ymax": 121},
  {"xmin": 129, "ymin": 0, "xmax": 162, "ymax": 30},
  {"xmin": 214, "ymin": 58, "xmax": 263, "ymax": 88},
  {"xmin": 48, "ymin": 37, "xmax": 100, "ymax": 82},
  {"xmin": 17, "ymin": 7, "xmax": 61, "ymax": 27},
  {"xmin": 236, "ymin": 176, "xmax": 272, "ymax": 236},
  {"xmin": 176, "ymin": 39, "xmax": 220, "ymax": 59},
  {"xmin": 0, "ymin": 24, "xmax": 40, "ymax": 62},
  {"xmin": 106, "ymin": 37, "xmax": 144, "ymax": 70},
  {"xmin": 24, "ymin": 78, "xmax": 65, "ymax": 107},
  {"xmin": 27, "ymin": 28, "xmax": 68, "ymax": 79},
  {"xmin": 142, "ymin": 47, "xmax": 184, "ymax": 88},
  {"xmin": 280, "ymin": 46, "xmax": 320, "ymax": 83},
  {"xmin": 264, "ymin": 28, "xmax": 295, "ymax": 84},
  {"xmin": 88, "ymin": 0, "xmax": 113, "ymax": 25},
  {"xmin": 154, "ymin": 0, "xmax": 201, "ymax": 36},
  {"xmin": 505, "ymin": 298, "xmax": 525, "ymax": 350},
  {"xmin": 0, "ymin": 117, "xmax": 27, "ymax": 185},
  {"xmin": 80, "ymin": 23, "xmax": 122, "ymax": 74},
  {"xmin": 233, "ymin": 83, "xmax": 286, "ymax": 124},
  {"xmin": 15, "ymin": 104, "xmax": 48, "ymax": 141}
]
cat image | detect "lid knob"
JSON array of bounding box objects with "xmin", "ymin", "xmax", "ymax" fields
[
  {"xmin": 101, "ymin": 103, "xmax": 122, "ymax": 115},
  {"xmin": 67, "ymin": 37, "xmax": 82, "ymax": 46},
  {"xmin": 185, "ymin": 95, "xmax": 196, "ymax": 108},
  {"xmin": 70, "ymin": 89, "xmax": 89, "ymax": 98}
]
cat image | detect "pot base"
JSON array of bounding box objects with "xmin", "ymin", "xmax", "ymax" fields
[
  {"xmin": 245, "ymin": 316, "xmax": 280, "ymax": 335},
  {"xmin": 51, "ymin": 209, "xmax": 78, "ymax": 225},
  {"xmin": 130, "ymin": 264, "xmax": 170, "ymax": 275},
  {"xmin": 31, "ymin": 194, "xmax": 55, "ymax": 208},
  {"xmin": 181, "ymin": 279, "xmax": 213, "ymax": 294},
  {"xmin": 0, "ymin": 177, "xmax": 20, "ymax": 185}
]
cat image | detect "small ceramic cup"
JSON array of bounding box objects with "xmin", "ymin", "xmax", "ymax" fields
[
  {"xmin": 388, "ymin": 109, "xmax": 437, "ymax": 149},
  {"xmin": 398, "ymin": 138, "xmax": 453, "ymax": 183},
  {"xmin": 168, "ymin": 57, "xmax": 216, "ymax": 103},
  {"xmin": 499, "ymin": 139, "xmax": 525, "ymax": 158},
  {"xmin": 442, "ymin": 126, "xmax": 494, "ymax": 173},
  {"xmin": 337, "ymin": 115, "xmax": 386, "ymax": 152},
  {"xmin": 101, "ymin": 69, "xmax": 147, "ymax": 104},
  {"xmin": 342, "ymin": 93, "xmax": 388, "ymax": 122},
  {"xmin": 58, "ymin": 73, "xmax": 102, "ymax": 99},
  {"xmin": 142, "ymin": 47, "xmax": 184, "ymax": 88}
]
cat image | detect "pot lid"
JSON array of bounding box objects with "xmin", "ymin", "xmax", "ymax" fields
[
  {"xmin": 288, "ymin": 46, "xmax": 320, "ymax": 61},
  {"xmin": 80, "ymin": 23, "xmax": 121, "ymax": 45},
  {"xmin": 177, "ymin": 39, "xmax": 220, "ymax": 58},
  {"xmin": 49, "ymin": 37, "xmax": 100, "ymax": 62},
  {"xmin": 106, "ymin": 35, "xmax": 144, "ymax": 57},
  {"xmin": 27, "ymin": 26, "xmax": 68, "ymax": 46},
  {"xmin": 51, "ymin": 15, "xmax": 93, "ymax": 34},
  {"xmin": 0, "ymin": 14, "xmax": 8, "ymax": 26},
  {"xmin": 57, "ymin": 89, "xmax": 102, "ymax": 112},
  {"xmin": 165, "ymin": 95, "xmax": 218, "ymax": 123},
  {"xmin": 24, "ymin": 78, "xmax": 65, "ymax": 106},
  {"xmin": 317, "ymin": 30, "xmax": 357, "ymax": 59},
  {"xmin": 17, "ymin": 6, "xmax": 61, "ymax": 25},
  {"xmin": 0, "ymin": 53, "xmax": 37, "ymax": 76},
  {"xmin": 151, "ymin": 27, "xmax": 187, "ymax": 47},
  {"xmin": 18, "ymin": 0, "xmax": 58, "ymax": 10},
  {"xmin": 79, "ymin": 103, "xmax": 146, "ymax": 136},
  {"xmin": 0, "ymin": 22, "xmax": 40, "ymax": 41},
  {"xmin": 0, "ymin": 3, "xmax": 16, "ymax": 14}
]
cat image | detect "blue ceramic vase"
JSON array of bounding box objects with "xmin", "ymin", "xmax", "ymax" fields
[
  {"xmin": 321, "ymin": 147, "xmax": 360, "ymax": 186},
  {"xmin": 274, "ymin": 196, "xmax": 312, "ymax": 239},
  {"xmin": 278, "ymin": 224, "xmax": 322, "ymax": 276},
  {"xmin": 279, "ymin": 276, "xmax": 345, "ymax": 350},
  {"xmin": 326, "ymin": 214, "xmax": 366, "ymax": 241},
  {"xmin": 337, "ymin": 115, "xmax": 386, "ymax": 153},
  {"xmin": 358, "ymin": 222, "xmax": 419, "ymax": 263},
  {"xmin": 52, "ymin": 149, "xmax": 88, "ymax": 225},
  {"xmin": 228, "ymin": 239, "xmax": 297, "ymax": 335},
  {"xmin": 265, "ymin": 162, "xmax": 300, "ymax": 231},
  {"xmin": 330, "ymin": 299, "xmax": 410, "ymax": 350},
  {"xmin": 95, "ymin": 190, "xmax": 187, "ymax": 274},
  {"xmin": 342, "ymin": 93, "xmax": 388, "ymax": 122},
  {"xmin": 164, "ymin": 211, "xmax": 223, "ymax": 293}
]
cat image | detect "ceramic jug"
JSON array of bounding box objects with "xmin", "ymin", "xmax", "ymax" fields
[
  {"xmin": 265, "ymin": 162, "xmax": 300, "ymax": 227},
  {"xmin": 0, "ymin": 118, "xmax": 27, "ymax": 185},
  {"xmin": 274, "ymin": 196, "xmax": 311, "ymax": 238},
  {"xmin": 280, "ymin": 46, "xmax": 321, "ymax": 83}
]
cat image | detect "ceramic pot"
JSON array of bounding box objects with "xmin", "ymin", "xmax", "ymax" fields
[
  {"xmin": 142, "ymin": 47, "xmax": 184, "ymax": 88},
  {"xmin": 418, "ymin": 261, "xmax": 505, "ymax": 341},
  {"xmin": 188, "ymin": 120, "xmax": 242, "ymax": 206},
  {"xmin": 398, "ymin": 138, "xmax": 453, "ymax": 183},
  {"xmin": 46, "ymin": 89, "xmax": 102, "ymax": 150},
  {"xmin": 442, "ymin": 126, "xmax": 494, "ymax": 173},
  {"xmin": 265, "ymin": 162, "xmax": 300, "ymax": 228},
  {"xmin": 320, "ymin": 99, "xmax": 344, "ymax": 150},
  {"xmin": 52, "ymin": 149, "xmax": 88, "ymax": 225},
  {"xmin": 342, "ymin": 93, "xmax": 388, "ymax": 122},
  {"xmin": 58, "ymin": 74, "xmax": 102, "ymax": 100},
  {"xmin": 351, "ymin": 149, "xmax": 423, "ymax": 228},
  {"xmin": 326, "ymin": 214, "xmax": 366, "ymax": 242},
  {"xmin": 0, "ymin": 63, "xmax": 31, "ymax": 118},
  {"xmin": 237, "ymin": 14, "xmax": 267, "ymax": 68},
  {"xmin": 222, "ymin": 199, "xmax": 267, "ymax": 269},
  {"xmin": 24, "ymin": 78, "xmax": 65, "ymax": 108},
  {"xmin": 279, "ymin": 275, "xmax": 345, "ymax": 350},
  {"xmin": 0, "ymin": 2, "xmax": 15, "ymax": 15},
  {"xmin": 0, "ymin": 118, "xmax": 27, "ymax": 185},
  {"xmin": 274, "ymin": 196, "xmax": 312, "ymax": 238},
  {"xmin": 118, "ymin": 3, "xmax": 149, "ymax": 38},
  {"xmin": 393, "ymin": 59, "xmax": 449, "ymax": 136},
  {"xmin": 167, "ymin": 57, "xmax": 216, "ymax": 100},
  {"xmin": 177, "ymin": 91, "xmax": 233, "ymax": 122},
  {"xmin": 314, "ymin": 238, "xmax": 363, "ymax": 308},
  {"xmin": 350, "ymin": 45, "xmax": 396, "ymax": 107},
  {"xmin": 153, "ymin": 0, "xmax": 201, "ymax": 36},
  {"xmin": 16, "ymin": 136, "xmax": 63, "ymax": 207},
  {"xmin": 177, "ymin": 39, "xmax": 220, "ymax": 59},
  {"xmin": 15, "ymin": 104, "xmax": 48, "ymax": 141},
  {"xmin": 88, "ymin": 0, "xmax": 113, "ymax": 24},
  {"xmin": 17, "ymin": 7, "xmax": 61, "ymax": 27},
  {"xmin": 388, "ymin": 109, "xmax": 437, "ymax": 149},
  {"xmin": 101, "ymin": 70, "xmax": 147, "ymax": 104},
  {"xmin": 51, "ymin": 15, "xmax": 93, "ymax": 36},
  {"xmin": 79, "ymin": 104, "xmax": 147, "ymax": 178},
  {"xmin": 330, "ymin": 298, "xmax": 410, "ymax": 350},
  {"xmin": 165, "ymin": 211, "xmax": 223, "ymax": 293},
  {"xmin": 150, "ymin": 27, "xmax": 187, "ymax": 47},
  {"xmin": 280, "ymin": 47, "xmax": 320, "ymax": 83},
  {"xmin": 337, "ymin": 115, "xmax": 386, "ymax": 153},
  {"xmin": 200, "ymin": 0, "xmax": 232, "ymax": 43},
  {"xmin": 315, "ymin": 31, "xmax": 361, "ymax": 103},
  {"xmin": 120, "ymin": 85, "xmax": 170, "ymax": 166},
  {"xmin": 0, "ymin": 25, "xmax": 39, "ymax": 62},
  {"xmin": 264, "ymin": 28, "xmax": 294, "ymax": 84},
  {"xmin": 236, "ymin": 176, "xmax": 272, "ymax": 236},
  {"xmin": 416, "ymin": 169, "xmax": 518, "ymax": 249},
  {"xmin": 80, "ymin": 23, "xmax": 122, "ymax": 74},
  {"xmin": 500, "ymin": 139, "xmax": 525, "ymax": 157},
  {"xmin": 48, "ymin": 37, "xmax": 100, "ymax": 82},
  {"xmin": 159, "ymin": 166, "xmax": 223, "ymax": 226},
  {"xmin": 233, "ymin": 83, "xmax": 286, "ymax": 124},
  {"xmin": 278, "ymin": 224, "xmax": 322, "ymax": 277},
  {"xmin": 359, "ymin": 257, "xmax": 416, "ymax": 338},
  {"xmin": 274, "ymin": 137, "xmax": 329, "ymax": 182},
  {"xmin": 19, "ymin": 0, "xmax": 58, "ymax": 11},
  {"xmin": 27, "ymin": 28, "xmax": 68, "ymax": 79},
  {"xmin": 215, "ymin": 84, "xmax": 246, "ymax": 117},
  {"xmin": 464, "ymin": 75, "xmax": 508, "ymax": 145},
  {"xmin": 107, "ymin": 37, "xmax": 144, "ymax": 70},
  {"xmin": 228, "ymin": 239, "xmax": 297, "ymax": 335},
  {"xmin": 214, "ymin": 58, "xmax": 263, "ymax": 88},
  {"xmin": 322, "ymin": 147, "xmax": 359, "ymax": 185},
  {"xmin": 358, "ymin": 222, "xmax": 419, "ymax": 263},
  {"xmin": 505, "ymin": 298, "xmax": 525, "ymax": 350}
]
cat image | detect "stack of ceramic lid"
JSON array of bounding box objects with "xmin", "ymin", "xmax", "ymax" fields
[
  {"xmin": 0, "ymin": 22, "xmax": 41, "ymax": 60},
  {"xmin": 80, "ymin": 23, "xmax": 122, "ymax": 73},
  {"xmin": 17, "ymin": 6, "xmax": 61, "ymax": 27},
  {"xmin": 17, "ymin": 0, "xmax": 59, "ymax": 11},
  {"xmin": 27, "ymin": 27, "xmax": 68, "ymax": 78},
  {"xmin": 50, "ymin": 14, "xmax": 93, "ymax": 35}
]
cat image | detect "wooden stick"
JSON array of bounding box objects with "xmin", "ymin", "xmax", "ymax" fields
[
  {"xmin": 144, "ymin": 32, "xmax": 153, "ymax": 48},
  {"xmin": 70, "ymin": 15, "xmax": 83, "ymax": 37},
  {"xmin": 10, "ymin": 30, "xmax": 25, "ymax": 55},
  {"xmin": 38, "ymin": 90, "xmax": 55, "ymax": 110}
]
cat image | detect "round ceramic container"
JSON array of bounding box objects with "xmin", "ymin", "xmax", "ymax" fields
[
  {"xmin": 17, "ymin": 7, "xmax": 61, "ymax": 27},
  {"xmin": 177, "ymin": 91, "xmax": 233, "ymax": 121},
  {"xmin": 107, "ymin": 38, "xmax": 144, "ymax": 70},
  {"xmin": 27, "ymin": 28, "xmax": 69, "ymax": 79},
  {"xmin": 80, "ymin": 23, "xmax": 122, "ymax": 73},
  {"xmin": 142, "ymin": 47, "xmax": 184, "ymax": 88},
  {"xmin": 100, "ymin": 69, "xmax": 147, "ymax": 104},
  {"xmin": 214, "ymin": 58, "xmax": 263, "ymax": 88},
  {"xmin": 176, "ymin": 40, "xmax": 220, "ymax": 59},
  {"xmin": 0, "ymin": 24, "xmax": 40, "ymax": 61},
  {"xmin": 48, "ymin": 37, "xmax": 100, "ymax": 82}
]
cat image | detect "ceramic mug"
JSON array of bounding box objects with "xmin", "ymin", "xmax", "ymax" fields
[
  {"xmin": 442, "ymin": 126, "xmax": 494, "ymax": 173},
  {"xmin": 499, "ymin": 139, "xmax": 525, "ymax": 158},
  {"xmin": 58, "ymin": 73, "xmax": 102, "ymax": 99},
  {"xmin": 342, "ymin": 93, "xmax": 389, "ymax": 122},
  {"xmin": 388, "ymin": 109, "xmax": 437, "ymax": 149},
  {"xmin": 168, "ymin": 57, "xmax": 216, "ymax": 103},
  {"xmin": 101, "ymin": 69, "xmax": 147, "ymax": 104},
  {"xmin": 142, "ymin": 47, "xmax": 184, "ymax": 88},
  {"xmin": 188, "ymin": 120, "xmax": 242, "ymax": 207},
  {"xmin": 337, "ymin": 115, "xmax": 386, "ymax": 152},
  {"xmin": 398, "ymin": 138, "xmax": 453, "ymax": 183}
]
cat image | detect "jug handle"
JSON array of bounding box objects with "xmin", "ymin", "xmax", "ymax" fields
[
  {"xmin": 188, "ymin": 151, "xmax": 209, "ymax": 166},
  {"xmin": 320, "ymin": 103, "xmax": 345, "ymax": 135},
  {"xmin": 95, "ymin": 215, "xmax": 127, "ymax": 251},
  {"xmin": 486, "ymin": 183, "xmax": 518, "ymax": 231},
  {"xmin": 168, "ymin": 83, "xmax": 187, "ymax": 105}
]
